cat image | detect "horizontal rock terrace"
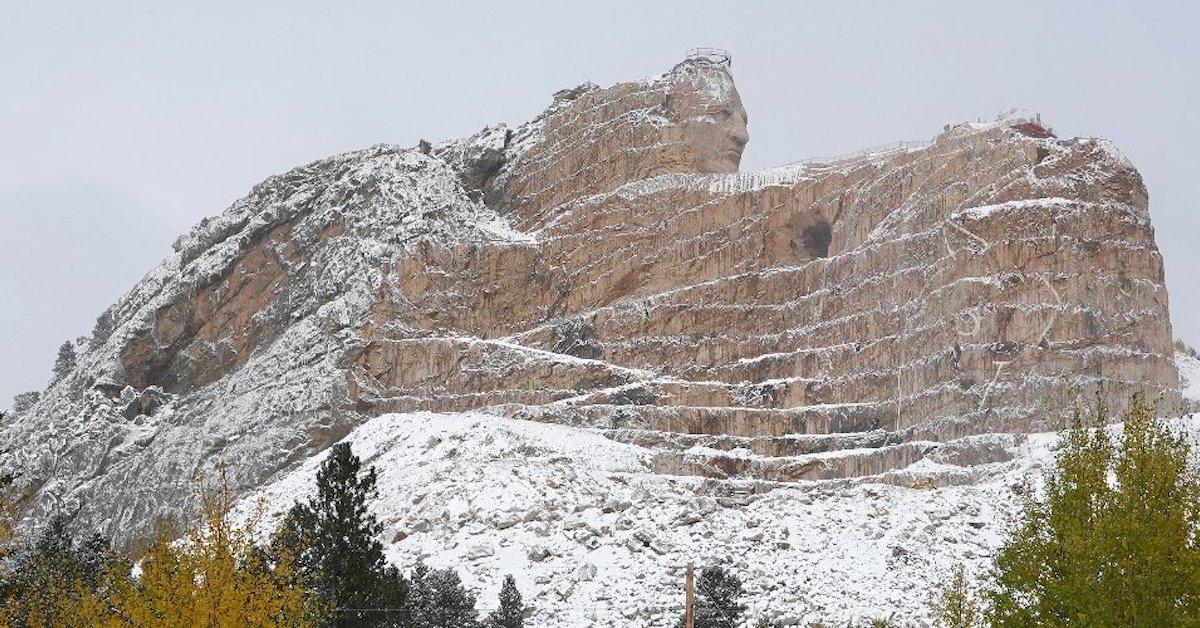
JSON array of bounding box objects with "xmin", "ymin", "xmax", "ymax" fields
[{"xmin": 353, "ymin": 65, "xmax": 1179, "ymax": 486}]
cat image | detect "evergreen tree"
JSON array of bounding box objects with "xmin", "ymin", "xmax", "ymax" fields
[
  {"xmin": 0, "ymin": 513, "xmax": 127, "ymax": 626},
  {"xmin": 0, "ymin": 470, "xmax": 14, "ymax": 558},
  {"xmin": 0, "ymin": 468, "xmax": 22, "ymax": 618},
  {"xmin": 52, "ymin": 341, "xmax": 76, "ymax": 380},
  {"xmin": 677, "ymin": 565, "xmax": 747, "ymax": 628},
  {"xmin": 376, "ymin": 564, "xmax": 411, "ymax": 626},
  {"xmin": 487, "ymin": 575, "xmax": 526, "ymax": 628},
  {"xmin": 929, "ymin": 564, "xmax": 982, "ymax": 628},
  {"xmin": 274, "ymin": 443, "xmax": 399, "ymax": 626},
  {"xmin": 408, "ymin": 561, "xmax": 480, "ymax": 628},
  {"xmin": 989, "ymin": 395, "xmax": 1200, "ymax": 626},
  {"xmin": 407, "ymin": 561, "xmax": 434, "ymax": 624},
  {"xmin": 10, "ymin": 391, "xmax": 39, "ymax": 415}
]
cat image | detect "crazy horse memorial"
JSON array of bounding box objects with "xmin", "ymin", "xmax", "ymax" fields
[{"xmin": 1, "ymin": 50, "xmax": 1184, "ymax": 624}]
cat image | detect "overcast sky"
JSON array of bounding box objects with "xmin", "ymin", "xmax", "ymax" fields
[{"xmin": 1, "ymin": 1, "xmax": 1197, "ymax": 408}]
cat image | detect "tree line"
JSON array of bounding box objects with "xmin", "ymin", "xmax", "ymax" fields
[
  {"xmin": 0, "ymin": 438, "xmax": 527, "ymax": 627},
  {"xmin": 929, "ymin": 394, "xmax": 1200, "ymax": 627}
]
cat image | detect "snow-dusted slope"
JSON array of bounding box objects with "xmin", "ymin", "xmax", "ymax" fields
[
  {"xmin": 1179, "ymin": 350, "xmax": 1200, "ymax": 407},
  {"xmin": 236, "ymin": 411, "xmax": 1032, "ymax": 625},
  {"xmin": 241, "ymin": 349, "xmax": 1200, "ymax": 625},
  {"xmin": 0, "ymin": 145, "xmax": 531, "ymax": 538}
]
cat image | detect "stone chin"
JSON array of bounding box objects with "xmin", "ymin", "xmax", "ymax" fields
[{"xmin": 691, "ymin": 151, "xmax": 738, "ymax": 174}]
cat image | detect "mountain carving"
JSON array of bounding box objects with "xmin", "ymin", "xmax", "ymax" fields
[{"xmin": 0, "ymin": 54, "xmax": 1180, "ymax": 545}]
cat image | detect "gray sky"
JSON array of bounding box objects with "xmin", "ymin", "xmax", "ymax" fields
[{"xmin": 2, "ymin": 1, "xmax": 1197, "ymax": 408}]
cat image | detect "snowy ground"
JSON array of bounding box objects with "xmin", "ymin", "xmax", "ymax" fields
[
  {"xmin": 239, "ymin": 413, "xmax": 1034, "ymax": 625},
  {"xmin": 1179, "ymin": 350, "xmax": 1200, "ymax": 405},
  {"xmin": 237, "ymin": 355, "xmax": 1200, "ymax": 626}
]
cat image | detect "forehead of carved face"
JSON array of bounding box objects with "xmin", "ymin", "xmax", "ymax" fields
[{"xmin": 671, "ymin": 72, "xmax": 750, "ymax": 174}]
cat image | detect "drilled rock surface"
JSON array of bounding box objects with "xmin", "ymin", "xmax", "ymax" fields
[{"xmin": 0, "ymin": 56, "xmax": 1180, "ymax": 544}]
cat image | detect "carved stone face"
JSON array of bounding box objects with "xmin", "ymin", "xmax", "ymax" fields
[
  {"xmin": 671, "ymin": 68, "xmax": 750, "ymax": 173},
  {"xmin": 682, "ymin": 95, "xmax": 749, "ymax": 173}
]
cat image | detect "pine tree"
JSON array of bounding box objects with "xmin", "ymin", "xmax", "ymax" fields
[
  {"xmin": 376, "ymin": 564, "xmax": 410, "ymax": 626},
  {"xmin": 989, "ymin": 394, "xmax": 1200, "ymax": 626},
  {"xmin": 407, "ymin": 561, "xmax": 434, "ymax": 623},
  {"xmin": 487, "ymin": 575, "xmax": 526, "ymax": 628},
  {"xmin": 677, "ymin": 565, "xmax": 747, "ymax": 628},
  {"xmin": 52, "ymin": 341, "xmax": 76, "ymax": 380},
  {"xmin": 274, "ymin": 443, "xmax": 398, "ymax": 626},
  {"xmin": 929, "ymin": 564, "xmax": 981, "ymax": 628},
  {"xmin": 0, "ymin": 471, "xmax": 14, "ymax": 557},
  {"xmin": 10, "ymin": 392, "xmax": 38, "ymax": 415},
  {"xmin": 408, "ymin": 561, "xmax": 480, "ymax": 628}
]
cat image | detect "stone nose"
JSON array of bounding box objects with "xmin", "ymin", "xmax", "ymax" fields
[{"xmin": 730, "ymin": 127, "xmax": 749, "ymax": 149}]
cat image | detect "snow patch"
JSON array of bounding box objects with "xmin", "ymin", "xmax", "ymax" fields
[{"xmin": 1179, "ymin": 351, "xmax": 1200, "ymax": 403}]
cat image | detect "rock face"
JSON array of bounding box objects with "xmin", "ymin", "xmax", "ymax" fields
[{"xmin": 0, "ymin": 54, "xmax": 1181, "ymax": 544}]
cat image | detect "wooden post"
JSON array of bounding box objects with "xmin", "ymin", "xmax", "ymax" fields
[{"xmin": 684, "ymin": 562, "xmax": 695, "ymax": 628}]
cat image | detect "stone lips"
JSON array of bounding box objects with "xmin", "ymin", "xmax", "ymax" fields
[{"xmin": 0, "ymin": 57, "xmax": 1181, "ymax": 543}]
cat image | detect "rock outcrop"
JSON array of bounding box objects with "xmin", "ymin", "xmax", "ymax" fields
[{"xmin": 0, "ymin": 53, "xmax": 1181, "ymax": 544}]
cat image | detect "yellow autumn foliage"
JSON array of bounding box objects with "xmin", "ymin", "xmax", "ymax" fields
[{"xmin": 63, "ymin": 471, "xmax": 327, "ymax": 627}]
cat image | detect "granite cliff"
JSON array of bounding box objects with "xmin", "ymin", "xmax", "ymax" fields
[{"xmin": 1, "ymin": 53, "xmax": 1183, "ymax": 612}]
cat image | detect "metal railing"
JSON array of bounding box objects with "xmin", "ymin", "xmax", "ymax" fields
[
  {"xmin": 684, "ymin": 47, "xmax": 731, "ymax": 67},
  {"xmin": 794, "ymin": 139, "xmax": 932, "ymax": 166},
  {"xmin": 774, "ymin": 112, "xmax": 1051, "ymax": 169},
  {"xmin": 776, "ymin": 139, "xmax": 931, "ymax": 169}
]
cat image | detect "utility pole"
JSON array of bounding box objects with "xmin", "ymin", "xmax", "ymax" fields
[{"xmin": 684, "ymin": 562, "xmax": 695, "ymax": 628}]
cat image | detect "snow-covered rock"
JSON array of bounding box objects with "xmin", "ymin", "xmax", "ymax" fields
[
  {"xmin": 1178, "ymin": 350, "xmax": 1200, "ymax": 409},
  {"xmin": 238, "ymin": 409, "xmax": 1200, "ymax": 625},
  {"xmin": 0, "ymin": 50, "xmax": 1182, "ymax": 567}
]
